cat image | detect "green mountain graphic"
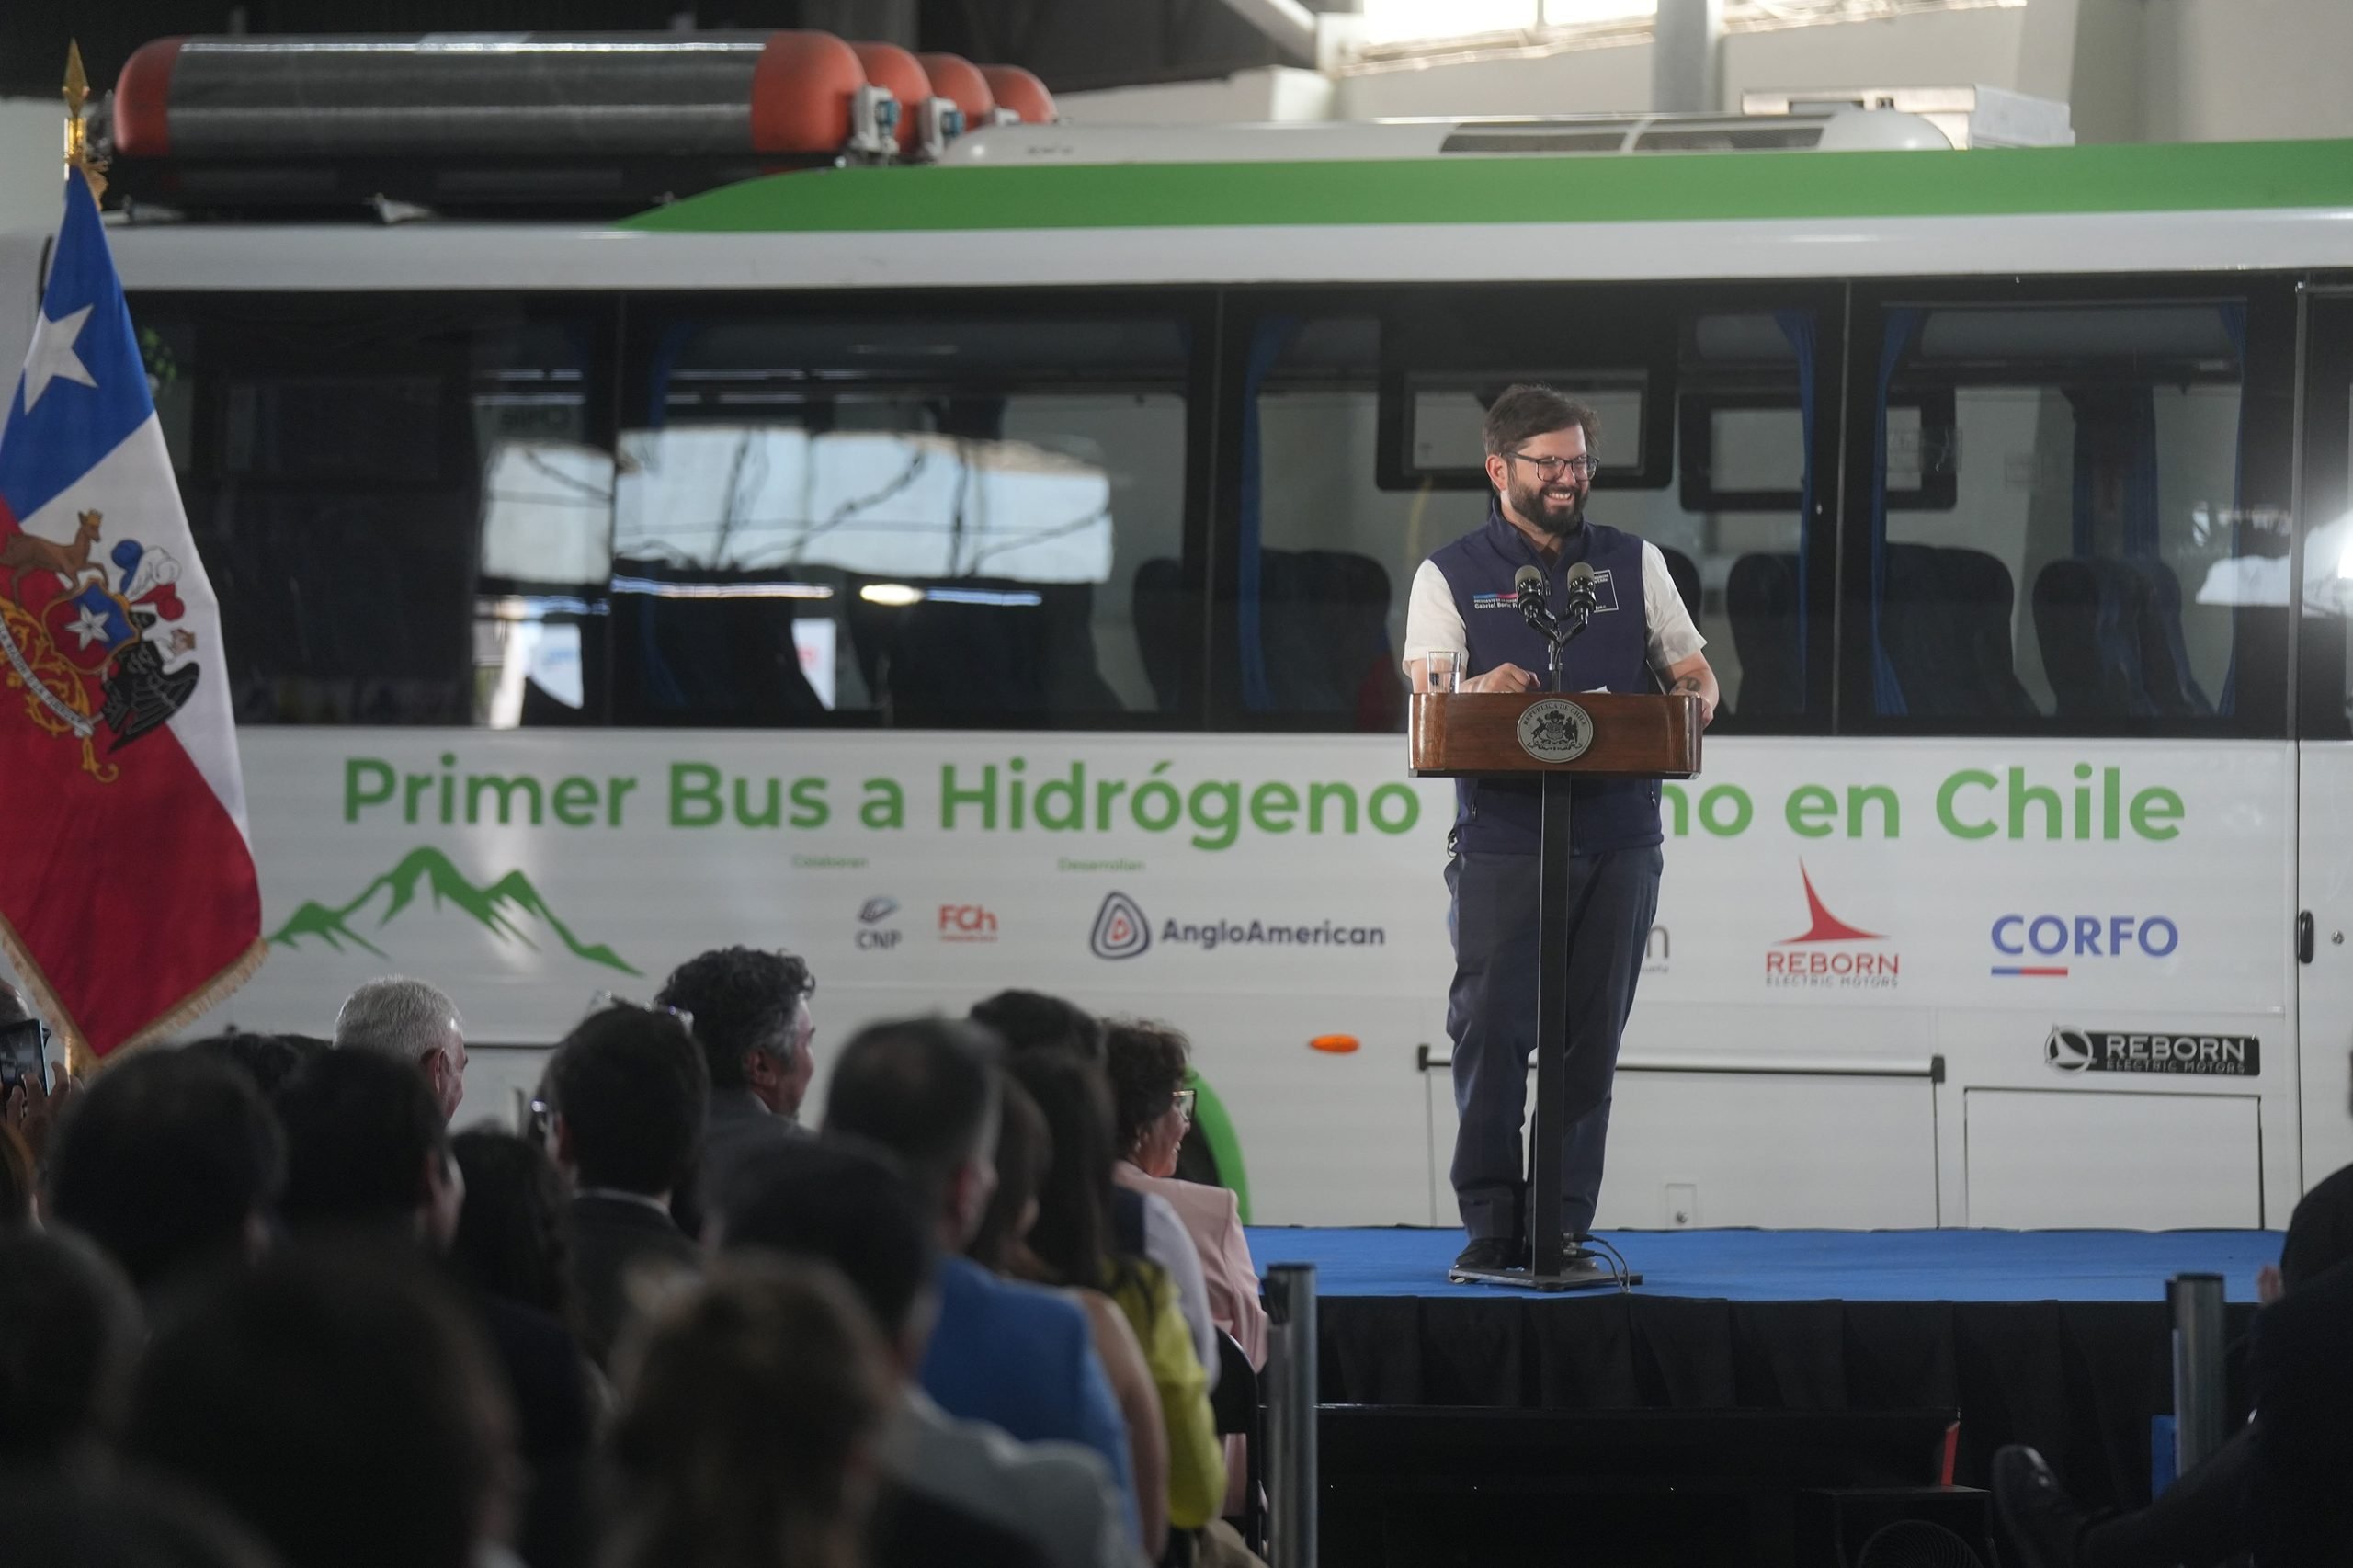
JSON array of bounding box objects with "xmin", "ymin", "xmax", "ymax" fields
[{"xmin": 268, "ymin": 846, "xmax": 640, "ymax": 976}]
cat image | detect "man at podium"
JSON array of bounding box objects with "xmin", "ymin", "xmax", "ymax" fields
[{"xmin": 1402, "ymin": 384, "xmax": 1718, "ymax": 1281}]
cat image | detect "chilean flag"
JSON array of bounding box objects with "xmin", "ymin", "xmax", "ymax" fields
[{"xmin": 0, "ymin": 171, "xmax": 263, "ymax": 1062}]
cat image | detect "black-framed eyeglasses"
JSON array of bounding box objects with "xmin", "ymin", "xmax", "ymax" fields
[
  {"xmin": 1506, "ymin": 450, "xmax": 1601, "ymax": 481},
  {"xmin": 1171, "ymin": 1088, "xmax": 1196, "ymax": 1126}
]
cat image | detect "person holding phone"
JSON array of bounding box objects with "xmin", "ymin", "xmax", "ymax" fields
[{"xmin": 1, "ymin": 983, "xmax": 72, "ymax": 1170}]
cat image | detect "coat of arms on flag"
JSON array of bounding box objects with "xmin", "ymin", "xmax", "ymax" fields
[{"xmin": 0, "ymin": 130, "xmax": 265, "ymax": 1065}]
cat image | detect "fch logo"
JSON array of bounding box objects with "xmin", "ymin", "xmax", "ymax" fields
[
  {"xmin": 938, "ymin": 904, "xmax": 999, "ymax": 943},
  {"xmin": 1091, "ymin": 892, "xmax": 1151, "ymax": 960}
]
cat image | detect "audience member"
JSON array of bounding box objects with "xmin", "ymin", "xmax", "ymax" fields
[
  {"xmin": 1013, "ymin": 1051, "xmax": 1226, "ymax": 1544},
  {"xmin": 605, "ymin": 1256, "xmax": 890, "ymax": 1568},
  {"xmin": 334, "ymin": 977, "xmax": 469, "ymax": 1122},
  {"xmin": 972, "ymin": 993, "xmax": 1217, "ymax": 1384},
  {"xmin": 45, "ymin": 1050, "xmax": 282, "ymax": 1298},
  {"xmin": 122, "ymin": 1247, "xmax": 517, "ymax": 1568},
  {"xmin": 0, "ymin": 1229, "xmax": 142, "ymax": 1468},
  {"xmin": 655, "ymin": 946, "xmax": 817, "ymax": 1221},
  {"xmin": 273, "ymin": 1051, "xmax": 594, "ymax": 1568},
  {"xmin": 1106, "ymin": 1018, "xmax": 1267, "ymax": 1516},
  {"xmin": 823, "ymin": 1016, "xmax": 1142, "ymax": 1548},
  {"xmin": 183, "ymin": 1032, "xmax": 322, "ymax": 1101},
  {"xmin": 972, "ymin": 1074, "xmax": 1170, "ymax": 1559},
  {"xmin": 718, "ymin": 1132, "xmax": 1131, "ymax": 1568},
  {"xmin": 2, "ymin": 982, "xmax": 74, "ymax": 1169},
  {"xmin": 451, "ymin": 1128, "xmax": 575, "ymax": 1326},
  {"xmin": 0, "ymin": 1471, "xmax": 283, "ymax": 1568},
  {"xmin": 543, "ymin": 1002, "xmax": 707, "ymax": 1369},
  {"xmin": 1997, "ymin": 1160, "xmax": 2353, "ymax": 1566},
  {"xmin": 972, "ymin": 989, "xmax": 1106, "ymax": 1063}
]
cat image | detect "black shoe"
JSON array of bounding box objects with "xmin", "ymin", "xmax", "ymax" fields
[
  {"xmin": 1993, "ymin": 1445, "xmax": 2087, "ymax": 1568},
  {"xmin": 1449, "ymin": 1236, "xmax": 1524, "ymax": 1277}
]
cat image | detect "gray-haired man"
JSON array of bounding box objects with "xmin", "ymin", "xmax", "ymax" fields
[{"xmin": 333, "ymin": 976, "xmax": 469, "ymax": 1123}]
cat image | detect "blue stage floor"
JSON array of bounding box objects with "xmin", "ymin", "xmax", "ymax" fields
[{"xmin": 1242, "ymin": 1226, "xmax": 2285, "ymax": 1302}]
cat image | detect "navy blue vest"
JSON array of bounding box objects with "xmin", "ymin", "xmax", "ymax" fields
[{"xmin": 1430, "ymin": 498, "xmax": 1663, "ymax": 856}]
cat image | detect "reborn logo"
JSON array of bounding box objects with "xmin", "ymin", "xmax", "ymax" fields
[
  {"xmin": 1766, "ymin": 863, "xmax": 1901, "ymax": 990},
  {"xmin": 1091, "ymin": 892, "xmax": 1151, "ymax": 960},
  {"xmin": 2045, "ymin": 1026, "xmax": 2259, "ymax": 1077}
]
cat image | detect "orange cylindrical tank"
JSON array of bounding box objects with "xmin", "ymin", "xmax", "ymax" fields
[
  {"xmin": 915, "ymin": 51, "xmax": 995, "ymax": 127},
  {"xmin": 750, "ymin": 30, "xmax": 868, "ymax": 155},
  {"xmin": 980, "ymin": 64, "xmax": 1055, "ymax": 125},
  {"xmin": 849, "ymin": 40, "xmax": 928, "ymax": 154},
  {"xmin": 113, "ymin": 37, "xmax": 187, "ymax": 157}
]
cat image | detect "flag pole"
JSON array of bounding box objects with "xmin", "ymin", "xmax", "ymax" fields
[{"xmin": 63, "ymin": 41, "xmax": 108, "ymax": 200}]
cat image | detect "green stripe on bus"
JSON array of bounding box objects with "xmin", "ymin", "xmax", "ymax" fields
[
  {"xmin": 623, "ymin": 139, "xmax": 2353, "ymax": 234},
  {"xmin": 1187, "ymin": 1067, "xmax": 1251, "ymax": 1225}
]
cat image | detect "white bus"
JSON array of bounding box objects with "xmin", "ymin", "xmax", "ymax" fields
[{"xmin": 11, "ymin": 119, "xmax": 2353, "ymax": 1233}]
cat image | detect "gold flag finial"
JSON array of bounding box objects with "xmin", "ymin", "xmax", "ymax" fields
[{"xmin": 63, "ymin": 40, "xmax": 108, "ymax": 199}]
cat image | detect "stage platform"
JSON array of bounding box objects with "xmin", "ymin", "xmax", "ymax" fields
[{"xmin": 1242, "ymin": 1227, "xmax": 2279, "ymax": 1518}]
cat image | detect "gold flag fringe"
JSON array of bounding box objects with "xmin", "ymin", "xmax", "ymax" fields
[{"xmin": 0, "ymin": 913, "xmax": 269, "ymax": 1077}]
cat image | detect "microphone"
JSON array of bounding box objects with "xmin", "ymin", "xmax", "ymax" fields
[
  {"xmin": 1513, "ymin": 565, "xmax": 1549, "ymax": 629},
  {"xmin": 1563, "ymin": 561, "xmax": 1599, "ymax": 615}
]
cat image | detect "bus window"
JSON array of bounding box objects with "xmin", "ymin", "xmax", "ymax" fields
[
  {"xmin": 617, "ymin": 310, "xmax": 1193, "ymax": 728},
  {"xmin": 142, "ymin": 297, "xmax": 609, "ymax": 727},
  {"xmin": 1239, "ymin": 296, "xmax": 1829, "ymax": 731},
  {"xmin": 1865, "ymin": 300, "xmax": 2279, "ymax": 733}
]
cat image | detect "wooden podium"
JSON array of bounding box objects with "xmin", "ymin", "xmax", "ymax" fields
[{"xmin": 1409, "ymin": 690, "xmax": 1702, "ymax": 1290}]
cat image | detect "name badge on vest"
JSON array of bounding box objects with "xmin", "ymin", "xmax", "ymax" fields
[{"xmin": 1517, "ymin": 699, "xmax": 1595, "ymax": 763}]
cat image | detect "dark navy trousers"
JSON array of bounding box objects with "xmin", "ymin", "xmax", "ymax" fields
[{"xmin": 1446, "ymin": 846, "xmax": 1663, "ymax": 1243}]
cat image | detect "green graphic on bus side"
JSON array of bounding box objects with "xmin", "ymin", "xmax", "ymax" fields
[{"xmin": 267, "ymin": 846, "xmax": 641, "ymax": 975}]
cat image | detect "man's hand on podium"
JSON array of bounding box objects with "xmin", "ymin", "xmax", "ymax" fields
[
  {"xmin": 1665, "ymin": 652, "xmax": 1719, "ymax": 727},
  {"xmin": 1461, "ymin": 663, "xmax": 1540, "ymax": 694}
]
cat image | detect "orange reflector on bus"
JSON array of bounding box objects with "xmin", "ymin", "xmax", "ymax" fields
[{"xmin": 1310, "ymin": 1034, "xmax": 1359, "ymax": 1054}]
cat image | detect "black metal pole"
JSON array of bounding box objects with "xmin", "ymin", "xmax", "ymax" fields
[{"xmin": 1528, "ymin": 766, "xmax": 1574, "ymax": 1282}]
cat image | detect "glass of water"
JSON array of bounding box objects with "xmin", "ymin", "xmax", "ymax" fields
[{"xmin": 1424, "ymin": 651, "xmax": 1462, "ymax": 693}]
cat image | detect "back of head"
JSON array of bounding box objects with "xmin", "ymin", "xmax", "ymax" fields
[
  {"xmin": 968, "ymin": 1074, "xmax": 1051, "ymax": 1275},
  {"xmin": 183, "ymin": 1033, "xmax": 321, "ymax": 1101},
  {"xmin": 449, "ymin": 1128, "xmax": 571, "ymax": 1320},
  {"xmin": 1005, "ymin": 1052, "xmax": 1120, "ymax": 1289},
  {"xmin": 2282, "ymin": 1160, "xmax": 2353, "ymax": 1292},
  {"xmin": 716, "ymin": 1135, "xmax": 934, "ymax": 1344},
  {"xmin": 969, "ymin": 989, "xmax": 1104, "ymax": 1064},
  {"xmin": 607, "ymin": 1257, "xmax": 891, "ymax": 1568},
  {"xmin": 333, "ymin": 977, "xmax": 460, "ymax": 1065},
  {"xmin": 0, "ymin": 1471, "xmax": 282, "ymax": 1568},
  {"xmin": 545, "ymin": 1004, "xmax": 709, "ymax": 1196},
  {"xmin": 822, "ymin": 1017, "xmax": 999, "ymax": 1210},
  {"xmin": 0, "ymin": 1228, "xmax": 143, "ymax": 1466},
  {"xmin": 276, "ymin": 1050, "xmax": 446, "ymax": 1234},
  {"xmin": 124, "ymin": 1246, "xmax": 512, "ymax": 1568},
  {"xmin": 654, "ymin": 946, "xmax": 814, "ymax": 1091},
  {"xmin": 1101, "ymin": 1017, "xmax": 1192, "ymax": 1156},
  {"xmin": 46, "ymin": 1050, "xmax": 283, "ymax": 1294}
]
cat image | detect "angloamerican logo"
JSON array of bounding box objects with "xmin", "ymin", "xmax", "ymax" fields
[
  {"xmin": 1766, "ymin": 863, "xmax": 1900, "ymax": 990},
  {"xmin": 1088, "ymin": 891, "xmax": 1384, "ymax": 960}
]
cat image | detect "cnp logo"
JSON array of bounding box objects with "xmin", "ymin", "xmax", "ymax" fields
[
  {"xmin": 856, "ymin": 896, "xmax": 901, "ymax": 950},
  {"xmin": 938, "ymin": 904, "xmax": 999, "ymax": 943},
  {"xmin": 2046, "ymin": 1027, "xmax": 2096, "ymax": 1073},
  {"xmin": 1090, "ymin": 892, "xmax": 1151, "ymax": 960},
  {"xmin": 1992, "ymin": 915, "xmax": 2178, "ymax": 977}
]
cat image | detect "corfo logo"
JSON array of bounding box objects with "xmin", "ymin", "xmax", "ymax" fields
[
  {"xmin": 1516, "ymin": 699, "xmax": 1595, "ymax": 764},
  {"xmin": 1091, "ymin": 892, "xmax": 1152, "ymax": 960},
  {"xmin": 2043, "ymin": 1026, "xmax": 2259, "ymax": 1077},
  {"xmin": 856, "ymin": 895, "xmax": 901, "ymax": 950},
  {"xmin": 1992, "ymin": 915, "xmax": 2179, "ymax": 978},
  {"xmin": 1767, "ymin": 863, "xmax": 1899, "ymax": 990}
]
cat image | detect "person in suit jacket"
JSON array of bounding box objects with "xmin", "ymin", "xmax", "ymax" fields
[
  {"xmin": 542, "ymin": 1003, "xmax": 709, "ymax": 1369},
  {"xmin": 656, "ymin": 946, "xmax": 817, "ymax": 1229}
]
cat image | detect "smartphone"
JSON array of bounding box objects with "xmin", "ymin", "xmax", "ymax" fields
[{"xmin": 0, "ymin": 1017, "xmax": 47, "ymax": 1094}]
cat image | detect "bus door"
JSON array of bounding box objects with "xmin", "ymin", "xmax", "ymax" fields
[{"xmin": 2295, "ymin": 290, "xmax": 2353, "ymax": 1189}]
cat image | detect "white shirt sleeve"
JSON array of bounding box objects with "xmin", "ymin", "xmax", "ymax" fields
[
  {"xmin": 1142, "ymin": 1191, "xmax": 1221, "ymax": 1390},
  {"xmin": 1401, "ymin": 558, "xmax": 1467, "ymax": 670},
  {"xmin": 1642, "ymin": 540, "xmax": 1707, "ymax": 676}
]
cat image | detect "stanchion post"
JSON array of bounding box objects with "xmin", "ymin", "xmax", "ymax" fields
[
  {"xmin": 2168, "ymin": 1271, "xmax": 2227, "ymax": 1479},
  {"xmin": 1264, "ymin": 1263, "xmax": 1318, "ymax": 1568}
]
